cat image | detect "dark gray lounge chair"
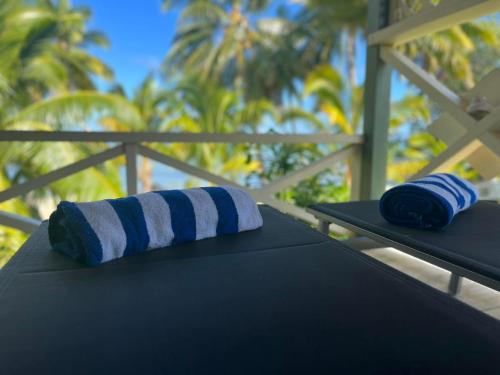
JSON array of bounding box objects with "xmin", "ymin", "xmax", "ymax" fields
[
  {"xmin": 1, "ymin": 205, "xmax": 500, "ymax": 374},
  {"xmin": 308, "ymin": 200, "xmax": 500, "ymax": 295}
]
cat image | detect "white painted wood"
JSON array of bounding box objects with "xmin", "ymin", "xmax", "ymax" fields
[
  {"xmin": 260, "ymin": 145, "xmax": 356, "ymax": 194},
  {"xmin": 428, "ymin": 113, "xmax": 467, "ymax": 145},
  {"xmin": 467, "ymin": 147, "xmax": 500, "ymax": 180},
  {"xmin": 380, "ymin": 47, "xmax": 474, "ymax": 126},
  {"xmin": 138, "ymin": 145, "xmax": 246, "ymax": 189},
  {"xmin": 412, "ymin": 140, "xmax": 481, "ymax": 178},
  {"xmin": 429, "ymin": 114, "xmax": 500, "ymax": 179},
  {"xmin": 369, "ymin": 0, "xmax": 500, "ymax": 46},
  {"xmin": 124, "ymin": 143, "xmax": 138, "ymax": 195},
  {"xmin": 382, "ymin": 47, "xmax": 500, "ymax": 156},
  {"xmin": 411, "ymin": 107, "xmax": 500, "ymax": 179},
  {"xmin": 0, "ymin": 131, "xmax": 363, "ymax": 144},
  {"xmin": 0, "ymin": 146, "xmax": 123, "ymax": 203},
  {"xmin": 465, "ymin": 68, "xmax": 500, "ymax": 108},
  {"xmin": 0, "ymin": 211, "xmax": 41, "ymax": 233}
]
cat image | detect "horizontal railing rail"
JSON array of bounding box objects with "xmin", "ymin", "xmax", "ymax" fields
[
  {"xmin": 0, "ymin": 131, "xmax": 363, "ymax": 144},
  {"xmin": 0, "ymin": 131, "xmax": 363, "ymax": 234}
]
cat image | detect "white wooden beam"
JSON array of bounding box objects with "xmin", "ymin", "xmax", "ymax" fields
[
  {"xmin": 380, "ymin": 47, "xmax": 473, "ymax": 125},
  {"xmin": 369, "ymin": 0, "xmax": 500, "ymax": 46},
  {"xmin": 124, "ymin": 143, "xmax": 138, "ymax": 195},
  {"xmin": 381, "ymin": 47, "xmax": 500, "ymax": 155},
  {"xmin": 411, "ymin": 107, "xmax": 500, "ymax": 179},
  {"xmin": 138, "ymin": 145, "xmax": 245, "ymax": 189},
  {"xmin": 0, "ymin": 131, "xmax": 363, "ymax": 144},
  {"xmin": 0, "ymin": 211, "xmax": 41, "ymax": 233},
  {"xmin": 260, "ymin": 145, "xmax": 356, "ymax": 195},
  {"xmin": 0, "ymin": 146, "xmax": 123, "ymax": 203}
]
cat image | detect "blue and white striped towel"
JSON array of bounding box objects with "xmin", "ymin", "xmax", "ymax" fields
[
  {"xmin": 48, "ymin": 186, "xmax": 263, "ymax": 266},
  {"xmin": 380, "ymin": 173, "xmax": 479, "ymax": 229}
]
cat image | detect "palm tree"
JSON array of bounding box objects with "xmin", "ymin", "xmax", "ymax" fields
[
  {"xmin": 163, "ymin": 0, "xmax": 336, "ymax": 104},
  {"xmin": 163, "ymin": 0, "xmax": 268, "ymax": 91},
  {"xmin": 0, "ymin": 0, "xmax": 127, "ymax": 264},
  {"xmin": 0, "ymin": 0, "xmax": 113, "ymax": 118},
  {"xmin": 399, "ymin": 20, "xmax": 499, "ymax": 92},
  {"xmin": 161, "ymin": 75, "xmax": 267, "ymax": 184}
]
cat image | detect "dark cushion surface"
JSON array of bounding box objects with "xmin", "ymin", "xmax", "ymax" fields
[
  {"xmin": 1, "ymin": 205, "xmax": 500, "ymax": 374},
  {"xmin": 309, "ymin": 200, "xmax": 500, "ymax": 282}
]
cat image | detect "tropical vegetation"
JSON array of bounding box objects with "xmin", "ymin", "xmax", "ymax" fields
[{"xmin": 0, "ymin": 0, "xmax": 498, "ymax": 265}]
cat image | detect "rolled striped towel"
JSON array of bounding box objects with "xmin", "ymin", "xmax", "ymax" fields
[
  {"xmin": 48, "ymin": 186, "xmax": 263, "ymax": 266},
  {"xmin": 380, "ymin": 173, "xmax": 479, "ymax": 229}
]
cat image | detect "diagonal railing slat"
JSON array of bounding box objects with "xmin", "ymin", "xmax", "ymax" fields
[
  {"xmin": 411, "ymin": 107, "xmax": 500, "ymax": 179},
  {"xmin": 0, "ymin": 211, "xmax": 41, "ymax": 233},
  {"xmin": 381, "ymin": 47, "xmax": 500, "ymax": 155},
  {"xmin": 0, "ymin": 132, "xmax": 363, "ymax": 233},
  {"xmin": 260, "ymin": 145, "xmax": 358, "ymax": 195},
  {"xmin": 0, "ymin": 146, "xmax": 123, "ymax": 203},
  {"xmin": 138, "ymin": 145, "xmax": 247, "ymax": 189},
  {"xmin": 369, "ymin": 0, "xmax": 500, "ymax": 46},
  {"xmin": 380, "ymin": 47, "xmax": 472, "ymax": 124}
]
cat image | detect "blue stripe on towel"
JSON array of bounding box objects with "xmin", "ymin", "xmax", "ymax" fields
[
  {"xmin": 155, "ymin": 190, "xmax": 196, "ymax": 244},
  {"xmin": 50, "ymin": 201, "xmax": 104, "ymax": 266},
  {"xmin": 202, "ymin": 187, "xmax": 239, "ymax": 234},
  {"xmin": 107, "ymin": 196, "xmax": 150, "ymax": 256}
]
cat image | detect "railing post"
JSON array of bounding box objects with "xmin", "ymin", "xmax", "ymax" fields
[
  {"xmin": 124, "ymin": 143, "xmax": 138, "ymax": 195},
  {"xmin": 350, "ymin": 144, "xmax": 362, "ymax": 201},
  {"xmin": 360, "ymin": 0, "xmax": 391, "ymax": 199}
]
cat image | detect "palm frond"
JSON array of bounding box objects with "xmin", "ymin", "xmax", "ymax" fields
[{"xmin": 6, "ymin": 91, "xmax": 143, "ymax": 130}]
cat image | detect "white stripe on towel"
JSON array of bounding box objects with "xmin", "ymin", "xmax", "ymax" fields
[
  {"xmin": 436, "ymin": 174, "xmax": 474, "ymax": 207},
  {"xmin": 222, "ymin": 186, "xmax": 263, "ymax": 231},
  {"xmin": 77, "ymin": 200, "xmax": 127, "ymax": 262},
  {"xmin": 136, "ymin": 192, "xmax": 175, "ymax": 249},
  {"xmin": 183, "ymin": 188, "xmax": 219, "ymax": 240}
]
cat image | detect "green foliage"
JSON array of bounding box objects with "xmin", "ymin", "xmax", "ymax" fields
[
  {"xmin": 0, "ymin": 0, "xmax": 124, "ymax": 265},
  {"xmin": 1, "ymin": 0, "xmax": 498, "ymax": 266}
]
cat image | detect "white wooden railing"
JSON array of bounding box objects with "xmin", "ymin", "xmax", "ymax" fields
[
  {"xmin": 0, "ymin": 131, "xmax": 363, "ymax": 233},
  {"xmin": 369, "ymin": 0, "xmax": 500, "ymax": 182}
]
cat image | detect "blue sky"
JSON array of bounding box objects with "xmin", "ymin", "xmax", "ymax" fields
[
  {"xmin": 73, "ymin": 0, "xmax": 305, "ymax": 95},
  {"xmin": 73, "ymin": 0, "xmax": 178, "ymax": 94}
]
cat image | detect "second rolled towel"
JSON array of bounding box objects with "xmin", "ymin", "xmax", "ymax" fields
[
  {"xmin": 380, "ymin": 173, "xmax": 478, "ymax": 229},
  {"xmin": 48, "ymin": 186, "xmax": 263, "ymax": 266}
]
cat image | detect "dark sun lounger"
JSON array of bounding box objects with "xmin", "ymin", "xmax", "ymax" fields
[
  {"xmin": 1, "ymin": 206, "xmax": 500, "ymax": 374},
  {"xmin": 307, "ymin": 200, "xmax": 500, "ymax": 294}
]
